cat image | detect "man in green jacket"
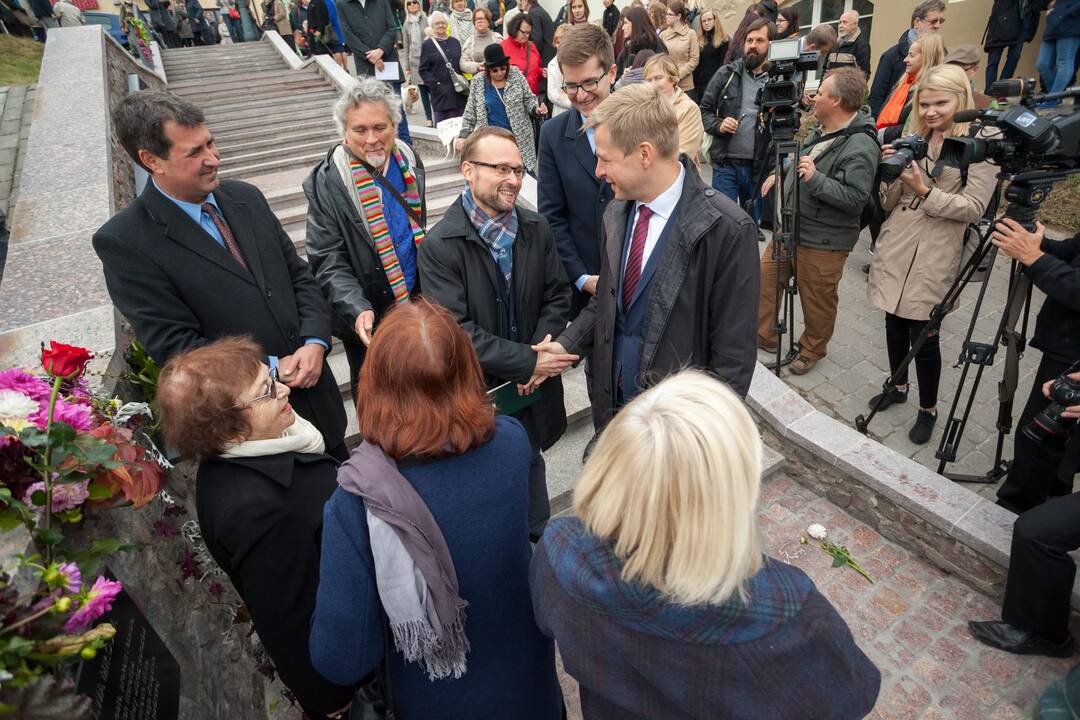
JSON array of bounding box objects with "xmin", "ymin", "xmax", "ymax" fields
[{"xmin": 757, "ymin": 67, "xmax": 879, "ymax": 375}]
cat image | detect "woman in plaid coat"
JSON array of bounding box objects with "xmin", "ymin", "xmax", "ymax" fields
[{"xmin": 531, "ymin": 371, "xmax": 881, "ymax": 720}]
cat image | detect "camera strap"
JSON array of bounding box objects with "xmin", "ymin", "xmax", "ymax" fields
[{"xmin": 802, "ymin": 124, "xmax": 879, "ymax": 152}]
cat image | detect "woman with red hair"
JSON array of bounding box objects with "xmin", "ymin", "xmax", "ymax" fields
[{"xmin": 309, "ymin": 299, "xmax": 562, "ymax": 718}]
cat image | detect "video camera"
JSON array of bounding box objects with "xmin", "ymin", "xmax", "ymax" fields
[
  {"xmin": 759, "ymin": 38, "xmax": 820, "ymax": 139},
  {"xmin": 938, "ymin": 79, "xmax": 1080, "ymax": 176}
]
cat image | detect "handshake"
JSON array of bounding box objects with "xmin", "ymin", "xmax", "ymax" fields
[{"xmin": 517, "ymin": 334, "xmax": 579, "ymax": 396}]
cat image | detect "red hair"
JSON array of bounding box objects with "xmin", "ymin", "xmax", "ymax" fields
[{"xmin": 357, "ymin": 299, "xmax": 495, "ymax": 460}]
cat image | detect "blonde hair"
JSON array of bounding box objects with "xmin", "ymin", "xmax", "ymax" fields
[
  {"xmin": 583, "ymin": 82, "xmax": 679, "ymax": 158},
  {"xmin": 573, "ymin": 370, "xmax": 765, "ymax": 606},
  {"xmin": 910, "ymin": 64, "xmax": 976, "ymax": 139},
  {"xmin": 695, "ymin": 9, "xmax": 727, "ymax": 47},
  {"xmin": 911, "ymin": 32, "xmax": 946, "ymax": 84},
  {"xmin": 643, "ymin": 53, "xmax": 679, "ymax": 84}
]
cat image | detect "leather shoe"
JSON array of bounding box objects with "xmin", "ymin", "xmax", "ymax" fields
[
  {"xmin": 968, "ymin": 621, "xmax": 1076, "ymax": 658},
  {"xmin": 582, "ymin": 431, "xmax": 599, "ymax": 464},
  {"xmin": 789, "ymin": 355, "xmax": 817, "ymax": 375},
  {"xmin": 757, "ymin": 339, "xmax": 779, "ymax": 353}
]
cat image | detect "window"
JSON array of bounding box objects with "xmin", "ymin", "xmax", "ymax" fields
[{"xmin": 786, "ymin": 0, "xmax": 873, "ymax": 38}]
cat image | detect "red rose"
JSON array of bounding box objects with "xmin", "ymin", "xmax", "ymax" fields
[{"xmin": 40, "ymin": 341, "xmax": 94, "ymax": 380}]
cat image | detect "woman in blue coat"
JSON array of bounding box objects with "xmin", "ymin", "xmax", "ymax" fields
[{"xmin": 309, "ymin": 299, "xmax": 562, "ymax": 719}]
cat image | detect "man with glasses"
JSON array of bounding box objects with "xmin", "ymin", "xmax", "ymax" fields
[
  {"xmin": 538, "ymin": 24, "xmax": 616, "ymax": 320},
  {"xmin": 419, "ymin": 126, "xmax": 575, "ymax": 541},
  {"xmin": 868, "ymin": 0, "xmax": 946, "ymax": 117},
  {"xmin": 93, "ymin": 91, "xmax": 346, "ymax": 458}
]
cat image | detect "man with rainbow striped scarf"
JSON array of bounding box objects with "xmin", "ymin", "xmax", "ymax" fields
[{"xmin": 304, "ymin": 77, "xmax": 428, "ymax": 399}]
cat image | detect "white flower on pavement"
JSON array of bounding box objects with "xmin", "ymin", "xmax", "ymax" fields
[
  {"xmin": 0, "ymin": 389, "xmax": 38, "ymax": 421},
  {"xmin": 807, "ymin": 523, "xmax": 828, "ymax": 541}
]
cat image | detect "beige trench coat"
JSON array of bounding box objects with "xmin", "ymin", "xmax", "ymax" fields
[
  {"xmin": 867, "ymin": 144, "xmax": 997, "ymax": 320},
  {"xmin": 660, "ymin": 24, "xmax": 699, "ymax": 91}
]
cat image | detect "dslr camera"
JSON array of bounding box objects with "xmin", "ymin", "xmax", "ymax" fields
[
  {"xmin": 1023, "ymin": 370, "xmax": 1080, "ymax": 450},
  {"xmin": 879, "ymin": 134, "xmax": 930, "ymax": 183}
]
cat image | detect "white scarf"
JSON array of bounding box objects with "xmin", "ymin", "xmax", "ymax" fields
[{"xmin": 221, "ymin": 413, "xmax": 326, "ymax": 458}]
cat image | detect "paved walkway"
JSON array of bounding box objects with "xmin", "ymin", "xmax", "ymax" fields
[
  {"xmin": 0, "ymin": 84, "xmax": 33, "ymax": 218},
  {"xmin": 757, "ymin": 228, "xmax": 1050, "ymax": 502},
  {"xmin": 553, "ymin": 462, "xmax": 1078, "ymax": 718}
]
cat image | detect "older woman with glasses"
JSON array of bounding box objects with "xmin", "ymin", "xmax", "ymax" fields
[
  {"xmin": 460, "ymin": 7, "xmax": 503, "ymax": 75},
  {"xmin": 155, "ymin": 337, "xmax": 360, "ymax": 720},
  {"xmin": 420, "ymin": 11, "xmax": 469, "ymax": 123},
  {"xmin": 455, "ymin": 43, "xmax": 545, "ymax": 173}
]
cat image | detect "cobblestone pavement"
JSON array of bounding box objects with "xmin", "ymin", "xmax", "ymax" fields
[
  {"xmin": 757, "ymin": 228, "xmax": 1052, "ymax": 503},
  {"xmin": 555, "ymin": 472, "xmax": 1078, "ymax": 719}
]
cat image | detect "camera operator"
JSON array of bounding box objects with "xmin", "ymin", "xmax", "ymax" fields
[
  {"xmin": 993, "ymin": 220, "xmax": 1080, "ymax": 514},
  {"xmin": 969, "ymin": 372, "xmax": 1080, "ymax": 658},
  {"xmin": 866, "ymin": 65, "xmax": 997, "ymax": 445},
  {"xmin": 755, "ymin": 68, "xmax": 879, "ymax": 376}
]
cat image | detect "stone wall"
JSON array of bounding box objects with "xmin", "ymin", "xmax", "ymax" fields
[{"xmin": 103, "ymin": 38, "xmax": 164, "ymax": 212}]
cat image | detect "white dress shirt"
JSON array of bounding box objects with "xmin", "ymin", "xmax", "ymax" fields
[{"xmin": 623, "ymin": 164, "xmax": 686, "ymax": 276}]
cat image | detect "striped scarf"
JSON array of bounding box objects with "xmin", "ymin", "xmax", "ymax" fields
[{"xmin": 349, "ymin": 148, "xmax": 425, "ymax": 304}]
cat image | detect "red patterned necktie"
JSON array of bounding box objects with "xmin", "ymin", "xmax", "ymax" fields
[
  {"xmin": 201, "ymin": 202, "xmax": 249, "ymax": 272},
  {"xmin": 622, "ymin": 205, "xmax": 654, "ymax": 307}
]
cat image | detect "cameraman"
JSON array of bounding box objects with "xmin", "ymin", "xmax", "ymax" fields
[
  {"xmin": 994, "ymin": 220, "xmax": 1080, "ymax": 514},
  {"xmin": 866, "ymin": 65, "xmax": 997, "ymax": 445},
  {"xmin": 969, "ymin": 374, "xmax": 1080, "ymax": 658},
  {"xmin": 755, "ymin": 68, "xmax": 879, "ymax": 376}
]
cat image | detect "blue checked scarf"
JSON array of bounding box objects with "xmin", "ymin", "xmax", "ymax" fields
[{"xmin": 461, "ymin": 187, "xmax": 518, "ymax": 289}]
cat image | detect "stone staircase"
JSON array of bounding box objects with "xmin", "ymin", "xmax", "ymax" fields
[{"xmin": 162, "ymin": 41, "xmax": 469, "ymax": 439}]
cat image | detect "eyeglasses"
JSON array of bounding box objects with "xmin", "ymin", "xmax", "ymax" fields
[
  {"xmin": 562, "ymin": 73, "xmax": 606, "ymax": 95},
  {"xmin": 233, "ymin": 367, "xmax": 279, "ymax": 409},
  {"xmin": 468, "ymin": 160, "xmax": 526, "ymax": 179}
]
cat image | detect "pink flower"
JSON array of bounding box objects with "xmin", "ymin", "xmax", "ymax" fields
[
  {"xmin": 28, "ymin": 396, "xmax": 93, "ymax": 432},
  {"xmin": 24, "ymin": 480, "xmax": 90, "ymax": 513},
  {"xmin": 0, "ymin": 369, "xmax": 50, "ymax": 403},
  {"xmin": 63, "ymin": 576, "xmax": 122, "ymax": 633},
  {"xmin": 56, "ymin": 562, "xmax": 82, "ymax": 594}
]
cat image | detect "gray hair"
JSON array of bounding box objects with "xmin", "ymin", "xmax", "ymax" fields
[
  {"xmin": 429, "ymin": 10, "xmax": 449, "ymax": 24},
  {"xmin": 911, "ymin": 0, "xmax": 945, "ymax": 25},
  {"xmin": 112, "ymin": 90, "xmax": 205, "ymax": 170},
  {"xmin": 333, "ymin": 77, "xmax": 402, "ymax": 135}
]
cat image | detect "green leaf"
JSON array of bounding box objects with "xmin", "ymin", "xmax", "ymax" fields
[
  {"xmin": 0, "ymin": 513, "xmax": 24, "ymax": 533},
  {"xmin": 831, "ymin": 555, "xmax": 845, "ymax": 568},
  {"xmin": 46, "ymin": 424, "xmax": 76, "ymax": 446},
  {"xmin": 33, "ymin": 528, "xmax": 63, "ymax": 547},
  {"xmin": 86, "ymin": 482, "xmax": 112, "ymax": 501},
  {"xmin": 89, "ymin": 538, "xmax": 122, "ymax": 555}
]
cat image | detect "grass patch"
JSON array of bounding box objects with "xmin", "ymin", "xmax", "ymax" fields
[
  {"xmin": 0, "ymin": 35, "xmax": 43, "ymax": 86},
  {"xmin": 1039, "ymin": 174, "xmax": 1080, "ymax": 234}
]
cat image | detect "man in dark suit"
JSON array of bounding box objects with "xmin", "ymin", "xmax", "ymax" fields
[
  {"xmin": 93, "ymin": 91, "xmax": 346, "ymax": 457},
  {"xmin": 418, "ymin": 127, "xmax": 576, "ymax": 540},
  {"xmin": 534, "ymin": 84, "xmax": 759, "ymax": 430},
  {"xmin": 538, "ymin": 23, "xmax": 616, "ymax": 321}
]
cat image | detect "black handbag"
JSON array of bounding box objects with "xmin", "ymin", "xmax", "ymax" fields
[{"xmin": 346, "ymin": 615, "xmax": 396, "ymax": 720}]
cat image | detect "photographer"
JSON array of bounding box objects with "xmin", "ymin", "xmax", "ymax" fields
[
  {"xmin": 866, "ymin": 65, "xmax": 997, "ymax": 445},
  {"xmin": 993, "ymin": 222, "xmax": 1080, "ymax": 514},
  {"xmin": 755, "ymin": 68, "xmax": 879, "ymax": 376},
  {"xmin": 970, "ymin": 374, "xmax": 1080, "ymax": 657}
]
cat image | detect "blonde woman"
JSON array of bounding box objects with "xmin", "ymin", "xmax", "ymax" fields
[
  {"xmin": 546, "ymin": 24, "xmax": 572, "ymax": 116},
  {"xmin": 644, "ymin": 54, "xmax": 702, "ymax": 167},
  {"xmin": 691, "ymin": 8, "xmax": 728, "ymax": 102},
  {"xmin": 868, "ymin": 65, "xmax": 998, "ymax": 445},
  {"xmin": 659, "ymin": 0, "xmax": 698, "ymax": 91},
  {"xmin": 876, "ymin": 32, "xmax": 946, "ymax": 134},
  {"xmin": 531, "ymin": 370, "xmax": 881, "ymax": 719},
  {"xmin": 448, "ymin": 0, "xmax": 474, "ymax": 44}
]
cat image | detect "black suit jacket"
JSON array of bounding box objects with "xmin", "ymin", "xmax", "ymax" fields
[
  {"xmin": 537, "ymin": 109, "xmax": 614, "ymax": 318},
  {"xmin": 92, "ymin": 180, "xmax": 346, "ymax": 447},
  {"xmin": 196, "ymin": 452, "xmax": 356, "ymax": 718}
]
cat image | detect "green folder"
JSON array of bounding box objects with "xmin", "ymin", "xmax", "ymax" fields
[{"xmin": 489, "ymin": 381, "xmax": 542, "ymax": 415}]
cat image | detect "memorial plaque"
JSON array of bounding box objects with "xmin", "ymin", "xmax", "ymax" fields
[{"xmin": 75, "ymin": 573, "xmax": 181, "ymax": 720}]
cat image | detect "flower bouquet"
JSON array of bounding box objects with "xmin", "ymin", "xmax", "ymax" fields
[{"xmin": 0, "ymin": 342, "xmax": 167, "ymax": 716}]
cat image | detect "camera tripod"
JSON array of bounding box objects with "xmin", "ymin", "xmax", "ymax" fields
[{"xmin": 856, "ymin": 170, "xmax": 1075, "ymax": 484}]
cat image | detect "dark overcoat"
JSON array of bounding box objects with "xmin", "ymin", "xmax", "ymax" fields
[
  {"xmin": 335, "ymin": 0, "xmax": 402, "ymax": 77},
  {"xmin": 196, "ymin": 452, "xmax": 356, "ymax": 719},
  {"xmin": 417, "ymin": 199, "xmax": 571, "ymax": 451},
  {"xmin": 419, "ymin": 36, "xmax": 468, "ymax": 114},
  {"xmin": 557, "ymin": 159, "xmax": 759, "ymax": 430},
  {"xmin": 92, "ymin": 180, "xmax": 346, "ymax": 449},
  {"xmin": 537, "ymin": 109, "xmax": 614, "ymax": 319},
  {"xmin": 867, "ymin": 29, "xmax": 911, "ymax": 118}
]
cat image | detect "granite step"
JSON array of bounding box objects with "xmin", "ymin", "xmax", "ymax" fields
[
  {"xmin": 162, "ymin": 44, "xmax": 279, "ymax": 58},
  {"xmin": 163, "ymin": 51, "xmax": 283, "ymax": 67},
  {"xmin": 165, "ymin": 62, "xmax": 287, "ymax": 80},
  {"xmin": 172, "ymin": 76, "xmax": 328, "ymax": 104},
  {"xmin": 209, "ymin": 106, "xmax": 335, "ymax": 137},
  {"xmin": 218, "ymin": 149, "xmax": 328, "ymax": 180},
  {"xmin": 166, "ymin": 67, "xmax": 316, "ymax": 93},
  {"xmin": 219, "ymin": 137, "xmax": 339, "ymax": 168},
  {"xmin": 199, "ymin": 90, "xmax": 338, "ymax": 120},
  {"xmin": 213, "ymin": 122, "xmax": 339, "ymax": 150}
]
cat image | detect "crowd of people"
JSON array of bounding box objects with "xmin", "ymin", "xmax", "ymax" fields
[{"xmin": 87, "ymin": 0, "xmax": 1080, "ymax": 717}]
